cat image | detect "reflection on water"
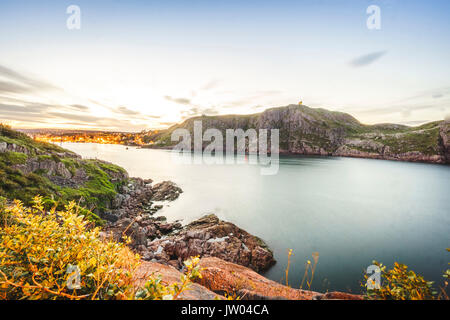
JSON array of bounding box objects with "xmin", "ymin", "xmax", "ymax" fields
[{"xmin": 62, "ymin": 143, "xmax": 450, "ymax": 293}]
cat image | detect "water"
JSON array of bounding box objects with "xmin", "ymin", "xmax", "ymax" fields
[{"xmin": 62, "ymin": 142, "xmax": 450, "ymax": 293}]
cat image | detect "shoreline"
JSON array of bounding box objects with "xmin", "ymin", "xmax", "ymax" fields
[{"xmin": 59, "ymin": 141, "xmax": 450, "ymax": 165}]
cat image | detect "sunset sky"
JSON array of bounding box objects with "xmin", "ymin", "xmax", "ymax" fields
[{"xmin": 0, "ymin": 0, "xmax": 449, "ymax": 131}]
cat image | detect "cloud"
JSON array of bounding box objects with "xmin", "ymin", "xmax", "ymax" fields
[
  {"xmin": 0, "ymin": 102, "xmax": 53, "ymax": 114},
  {"xmin": 432, "ymin": 93, "xmax": 444, "ymax": 99},
  {"xmin": 164, "ymin": 96, "xmax": 191, "ymax": 105},
  {"xmin": 0, "ymin": 64, "xmax": 59, "ymax": 93},
  {"xmin": 220, "ymin": 91, "xmax": 282, "ymax": 109},
  {"xmin": 47, "ymin": 112, "xmax": 104, "ymax": 123},
  {"xmin": 359, "ymin": 104, "xmax": 437, "ymax": 117},
  {"xmin": 201, "ymin": 107, "xmax": 219, "ymax": 115},
  {"xmin": 349, "ymin": 51, "xmax": 387, "ymax": 67},
  {"xmin": 251, "ymin": 105, "xmax": 264, "ymax": 109},
  {"xmin": 398, "ymin": 120, "xmax": 430, "ymax": 126},
  {"xmin": 0, "ymin": 64, "xmax": 167, "ymax": 131},
  {"xmin": 200, "ymin": 79, "xmax": 221, "ymax": 91},
  {"xmin": 158, "ymin": 121, "xmax": 176, "ymax": 126},
  {"xmin": 70, "ymin": 104, "xmax": 90, "ymax": 111},
  {"xmin": 115, "ymin": 106, "xmax": 141, "ymax": 115},
  {"xmin": 0, "ymin": 81, "xmax": 32, "ymax": 94},
  {"xmin": 180, "ymin": 106, "xmax": 219, "ymax": 119}
]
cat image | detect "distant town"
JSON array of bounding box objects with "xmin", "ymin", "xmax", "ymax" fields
[{"xmin": 18, "ymin": 128, "xmax": 161, "ymax": 147}]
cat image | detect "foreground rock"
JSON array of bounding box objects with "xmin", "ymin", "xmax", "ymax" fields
[
  {"xmin": 196, "ymin": 257, "xmax": 363, "ymax": 300},
  {"xmin": 133, "ymin": 261, "xmax": 220, "ymax": 300},
  {"xmin": 133, "ymin": 257, "xmax": 363, "ymax": 300},
  {"xmin": 145, "ymin": 214, "xmax": 276, "ymax": 272}
]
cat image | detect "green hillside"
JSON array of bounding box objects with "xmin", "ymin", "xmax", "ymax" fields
[
  {"xmin": 0, "ymin": 124, "xmax": 129, "ymax": 225},
  {"xmin": 143, "ymin": 104, "xmax": 450, "ymax": 163}
]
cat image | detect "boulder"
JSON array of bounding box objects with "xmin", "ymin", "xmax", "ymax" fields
[
  {"xmin": 152, "ymin": 181, "xmax": 183, "ymax": 201},
  {"xmin": 147, "ymin": 214, "xmax": 275, "ymax": 272}
]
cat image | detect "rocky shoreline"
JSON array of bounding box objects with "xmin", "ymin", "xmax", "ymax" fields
[
  {"xmin": 114, "ymin": 181, "xmax": 362, "ymax": 300},
  {"xmin": 101, "ymin": 176, "xmax": 366, "ymax": 300},
  {"xmin": 102, "ymin": 179, "xmax": 276, "ymax": 273}
]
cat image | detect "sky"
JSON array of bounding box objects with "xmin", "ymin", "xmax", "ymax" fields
[{"xmin": 0, "ymin": 0, "xmax": 449, "ymax": 131}]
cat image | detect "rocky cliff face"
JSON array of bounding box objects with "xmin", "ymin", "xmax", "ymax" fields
[{"xmin": 149, "ymin": 105, "xmax": 450, "ymax": 164}]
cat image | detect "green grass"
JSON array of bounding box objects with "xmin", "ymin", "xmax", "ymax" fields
[
  {"xmin": 382, "ymin": 127, "xmax": 441, "ymax": 155},
  {"xmin": 96, "ymin": 161, "xmax": 127, "ymax": 174},
  {"xmin": 0, "ymin": 151, "xmax": 28, "ymax": 165}
]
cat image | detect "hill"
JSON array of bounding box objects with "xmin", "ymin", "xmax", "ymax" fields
[
  {"xmin": 144, "ymin": 104, "xmax": 450, "ymax": 164},
  {"xmin": 0, "ymin": 124, "xmax": 129, "ymax": 224}
]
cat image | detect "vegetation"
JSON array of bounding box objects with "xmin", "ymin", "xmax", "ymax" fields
[
  {"xmin": 300, "ymin": 252, "xmax": 319, "ymax": 290},
  {"xmin": 284, "ymin": 250, "xmax": 319, "ymax": 291},
  {"xmin": 0, "ymin": 124, "xmax": 129, "ymax": 225},
  {"xmin": 363, "ymin": 261, "xmax": 437, "ymax": 300},
  {"xmin": 381, "ymin": 127, "xmax": 441, "ymax": 155},
  {"xmin": 0, "ymin": 197, "xmax": 202, "ymax": 300},
  {"xmin": 0, "ymin": 163, "xmax": 59, "ymax": 205},
  {"xmin": 0, "ymin": 197, "xmax": 139, "ymax": 299}
]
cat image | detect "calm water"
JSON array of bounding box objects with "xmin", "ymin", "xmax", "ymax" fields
[{"xmin": 62, "ymin": 142, "xmax": 450, "ymax": 293}]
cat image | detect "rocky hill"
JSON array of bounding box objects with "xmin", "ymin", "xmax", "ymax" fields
[
  {"xmin": 146, "ymin": 104, "xmax": 450, "ymax": 164},
  {"xmin": 0, "ymin": 124, "xmax": 142, "ymax": 224}
]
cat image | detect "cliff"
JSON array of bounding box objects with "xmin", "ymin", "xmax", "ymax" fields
[{"xmin": 146, "ymin": 104, "xmax": 450, "ymax": 164}]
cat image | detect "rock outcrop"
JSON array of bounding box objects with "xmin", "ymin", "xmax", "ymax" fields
[
  {"xmin": 145, "ymin": 214, "xmax": 275, "ymax": 272},
  {"xmin": 132, "ymin": 257, "xmax": 363, "ymax": 300},
  {"xmin": 196, "ymin": 257, "xmax": 319, "ymax": 300},
  {"xmin": 195, "ymin": 257, "xmax": 363, "ymax": 300},
  {"xmin": 152, "ymin": 181, "xmax": 183, "ymax": 201}
]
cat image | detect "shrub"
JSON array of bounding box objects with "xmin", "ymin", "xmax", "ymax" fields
[
  {"xmin": 0, "ymin": 196, "xmax": 140, "ymax": 299},
  {"xmin": 363, "ymin": 261, "xmax": 435, "ymax": 300},
  {"xmin": 0, "ymin": 196, "xmax": 201, "ymax": 300}
]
